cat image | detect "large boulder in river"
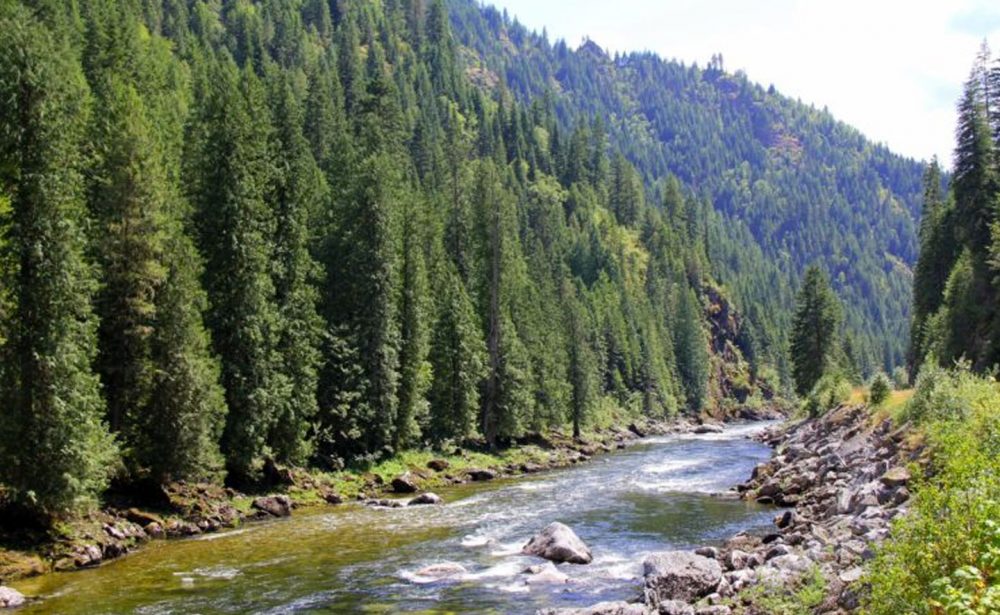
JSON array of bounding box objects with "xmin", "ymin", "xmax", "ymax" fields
[
  {"xmin": 391, "ymin": 472, "xmax": 419, "ymax": 493},
  {"xmin": 251, "ymin": 495, "xmax": 293, "ymax": 517},
  {"xmin": 643, "ymin": 551, "xmax": 722, "ymax": 605},
  {"xmin": 522, "ymin": 522, "xmax": 593, "ymax": 564},
  {"xmin": 0, "ymin": 586, "xmax": 25, "ymax": 609}
]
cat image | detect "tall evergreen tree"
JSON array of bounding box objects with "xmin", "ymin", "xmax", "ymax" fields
[
  {"xmin": 790, "ymin": 266, "xmax": 843, "ymax": 396},
  {"xmin": 673, "ymin": 286, "xmax": 709, "ymax": 412},
  {"xmin": 0, "ymin": 7, "xmax": 117, "ymax": 512},
  {"xmin": 189, "ymin": 60, "xmax": 284, "ymax": 482}
]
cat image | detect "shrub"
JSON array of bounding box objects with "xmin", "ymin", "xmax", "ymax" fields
[
  {"xmin": 801, "ymin": 372, "xmax": 851, "ymax": 417},
  {"xmin": 868, "ymin": 372, "xmax": 892, "ymax": 406},
  {"xmin": 864, "ymin": 367, "xmax": 1000, "ymax": 614},
  {"xmin": 891, "ymin": 366, "xmax": 910, "ymax": 389}
]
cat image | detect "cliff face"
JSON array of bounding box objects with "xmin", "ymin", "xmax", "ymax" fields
[{"xmin": 702, "ymin": 284, "xmax": 779, "ymax": 419}]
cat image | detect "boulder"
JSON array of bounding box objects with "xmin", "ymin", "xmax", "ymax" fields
[
  {"xmin": 538, "ymin": 601, "xmax": 649, "ymax": 615},
  {"xmin": 365, "ymin": 498, "xmax": 406, "ymax": 508},
  {"xmin": 0, "ymin": 587, "xmax": 25, "ymax": 609},
  {"xmin": 467, "ymin": 468, "xmax": 497, "ymax": 481},
  {"xmin": 408, "ymin": 492, "xmax": 443, "ymax": 506},
  {"xmin": 522, "ymin": 522, "xmax": 593, "ymax": 564},
  {"xmin": 693, "ymin": 423, "xmax": 724, "ymax": 434},
  {"xmin": 126, "ymin": 508, "xmax": 164, "ymax": 527},
  {"xmin": 391, "ymin": 472, "xmax": 420, "ymax": 494},
  {"xmin": 251, "ymin": 495, "xmax": 293, "ymax": 517},
  {"xmin": 658, "ymin": 600, "xmax": 695, "ymax": 615},
  {"xmin": 643, "ymin": 551, "xmax": 722, "ymax": 605},
  {"xmin": 880, "ymin": 466, "xmax": 911, "ymax": 488},
  {"xmin": 322, "ymin": 491, "xmax": 344, "ymax": 505},
  {"xmin": 427, "ymin": 459, "xmax": 450, "ymax": 472}
]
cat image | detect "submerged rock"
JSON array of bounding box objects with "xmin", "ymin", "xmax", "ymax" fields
[
  {"xmin": 408, "ymin": 492, "xmax": 443, "ymax": 506},
  {"xmin": 643, "ymin": 551, "xmax": 722, "ymax": 605},
  {"xmin": 522, "ymin": 522, "xmax": 593, "ymax": 564},
  {"xmin": 0, "ymin": 586, "xmax": 25, "ymax": 609},
  {"xmin": 414, "ymin": 562, "xmax": 467, "ymax": 579},
  {"xmin": 522, "ymin": 561, "xmax": 570, "ymax": 585}
]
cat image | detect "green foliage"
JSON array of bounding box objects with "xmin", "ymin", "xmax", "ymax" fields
[
  {"xmin": 802, "ymin": 372, "xmax": 851, "ymax": 418},
  {"xmin": 0, "ymin": 5, "xmax": 117, "ymax": 513},
  {"xmin": 790, "ymin": 265, "xmax": 844, "ymax": 396},
  {"xmin": 737, "ymin": 564, "xmax": 827, "ymax": 614},
  {"xmin": 868, "ymin": 372, "xmax": 893, "ymax": 407},
  {"xmin": 866, "ymin": 367, "xmax": 1000, "ymax": 614}
]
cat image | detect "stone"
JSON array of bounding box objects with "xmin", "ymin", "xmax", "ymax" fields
[
  {"xmin": 839, "ymin": 566, "xmax": 864, "ymax": 583},
  {"xmin": 427, "ymin": 459, "xmax": 450, "ymax": 472},
  {"xmin": 764, "ymin": 544, "xmax": 791, "ymax": 561},
  {"xmin": 365, "ymin": 498, "xmax": 406, "ymax": 508},
  {"xmin": 657, "ymin": 600, "xmax": 695, "ymax": 615},
  {"xmin": 126, "ymin": 508, "xmax": 164, "ymax": 527},
  {"xmin": 538, "ymin": 601, "xmax": 649, "ymax": 615},
  {"xmin": 251, "ymin": 495, "xmax": 293, "ymax": 517},
  {"xmin": 694, "ymin": 546, "xmax": 718, "ymax": 559},
  {"xmin": 467, "ymin": 468, "xmax": 497, "ymax": 481},
  {"xmin": 523, "ymin": 561, "xmax": 570, "ymax": 585},
  {"xmin": 693, "ymin": 423, "xmax": 724, "ymax": 434},
  {"xmin": 880, "ymin": 466, "xmax": 911, "ymax": 488},
  {"xmin": 414, "ymin": 562, "xmax": 467, "ymax": 579},
  {"xmin": 323, "ymin": 491, "xmax": 344, "ymax": 505},
  {"xmin": 522, "ymin": 522, "xmax": 593, "ymax": 564},
  {"xmin": 391, "ymin": 472, "xmax": 420, "ymax": 494},
  {"xmin": 643, "ymin": 551, "xmax": 722, "ymax": 605},
  {"xmin": 774, "ymin": 509, "xmax": 795, "ymax": 529},
  {"xmin": 408, "ymin": 492, "xmax": 443, "ymax": 506},
  {"xmin": 0, "ymin": 587, "xmax": 25, "ymax": 609},
  {"xmin": 144, "ymin": 522, "xmax": 164, "ymax": 539}
]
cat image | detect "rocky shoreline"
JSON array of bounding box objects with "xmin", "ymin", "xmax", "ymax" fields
[
  {"xmin": 543, "ymin": 403, "xmax": 918, "ymax": 615},
  {"xmin": 0, "ymin": 415, "xmax": 727, "ymax": 607}
]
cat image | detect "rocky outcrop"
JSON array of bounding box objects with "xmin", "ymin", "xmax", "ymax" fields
[
  {"xmin": 0, "ymin": 586, "xmax": 25, "ymax": 609},
  {"xmin": 643, "ymin": 551, "xmax": 722, "ymax": 605},
  {"xmin": 522, "ymin": 522, "xmax": 593, "ymax": 564}
]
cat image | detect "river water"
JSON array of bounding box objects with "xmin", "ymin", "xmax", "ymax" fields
[{"xmin": 15, "ymin": 422, "xmax": 777, "ymax": 614}]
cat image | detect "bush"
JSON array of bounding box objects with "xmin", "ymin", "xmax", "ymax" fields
[
  {"xmin": 891, "ymin": 365, "xmax": 910, "ymax": 389},
  {"xmin": 865, "ymin": 367, "xmax": 1000, "ymax": 614},
  {"xmin": 868, "ymin": 372, "xmax": 892, "ymax": 406},
  {"xmin": 801, "ymin": 372, "xmax": 851, "ymax": 418}
]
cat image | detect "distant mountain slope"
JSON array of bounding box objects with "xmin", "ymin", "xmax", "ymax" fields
[{"xmin": 448, "ymin": 0, "xmax": 925, "ymax": 374}]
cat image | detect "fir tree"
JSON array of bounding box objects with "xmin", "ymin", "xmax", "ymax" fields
[
  {"xmin": 790, "ymin": 266, "xmax": 843, "ymax": 396},
  {"xmin": 0, "ymin": 7, "xmax": 117, "ymax": 512}
]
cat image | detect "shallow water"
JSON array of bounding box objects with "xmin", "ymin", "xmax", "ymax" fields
[{"xmin": 14, "ymin": 422, "xmax": 777, "ymax": 614}]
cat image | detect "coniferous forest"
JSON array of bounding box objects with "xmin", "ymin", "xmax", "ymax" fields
[{"xmin": 0, "ymin": 0, "xmax": 926, "ymax": 517}]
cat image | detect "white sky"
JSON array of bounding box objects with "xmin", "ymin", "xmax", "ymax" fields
[{"xmin": 487, "ymin": 0, "xmax": 1000, "ymax": 167}]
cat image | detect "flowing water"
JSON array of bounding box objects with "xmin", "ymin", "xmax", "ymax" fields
[{"xmin": 14, "ymin": 422, "xmax": 777, "ymax": 614}]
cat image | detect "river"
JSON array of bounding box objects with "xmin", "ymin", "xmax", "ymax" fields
[{"xmin": 14, "ymin": 422, "xmax": 777, "ymax": 614}]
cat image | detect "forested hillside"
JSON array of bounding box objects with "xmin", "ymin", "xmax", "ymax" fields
[
  {"xmin": 0, "ymin": 0, "xmax": 744, "ymax": 514},
  {"xmin": 447, "ymin": 0, "xmax": 926, "ymax": 375}
]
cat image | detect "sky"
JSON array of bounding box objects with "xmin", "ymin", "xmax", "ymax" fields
[{"xmin": 487, "ymin": 0, "xmax": 1000, "ymax": 167}]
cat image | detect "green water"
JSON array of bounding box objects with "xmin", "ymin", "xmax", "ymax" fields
[{"xmin": 13, "ymin": 423, "xmax": 776, "ymax": 614}]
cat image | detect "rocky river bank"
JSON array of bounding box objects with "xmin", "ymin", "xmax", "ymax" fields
[{"xmin": 542, "ymin": 403, "xmax": 918, "ymax": 615}]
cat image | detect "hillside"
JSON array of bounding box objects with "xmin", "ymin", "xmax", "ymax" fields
[{"xmin": 448, "ymin": 0, "xmax": 926, "ymax": 376}]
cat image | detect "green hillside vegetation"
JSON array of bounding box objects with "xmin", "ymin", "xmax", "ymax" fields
[
  {"xmin": 447, "ymin": 0, "xmax": 925, "ymax": 378},
  {"xmin": 0, "ymin": 0, "xmax": 746, "ymax": 516}
]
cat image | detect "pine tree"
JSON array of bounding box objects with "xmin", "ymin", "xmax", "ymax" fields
[
  {"xmin": 673, "ymin": 286, "xmax": 709, "ymax": 412},
  {"xmin": 0, "ymin": 7, "xmax": 117, "ymax": 512},
  {"xmin": 565, "ymin": 282, "xmax": 597, "ymax": 437},
  {"xmin": 790, "ymin": 266, "xmax": 843, "ymax": 396},
  {"xmin": 427, "ymin": 264, "xmax": 485, "ymax": 444},
  {"xmin": 189, "ymin": 60, "xmax": 284, "ymax": 482},
  {"xmin": 269, "ymin": 79, "xmax": 325, "ymax": 466}
]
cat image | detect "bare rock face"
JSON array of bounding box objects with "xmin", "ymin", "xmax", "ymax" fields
[
  {"xmin": 643, "ymin": 551, "xmax": 722, "ymax": 605},
  {"xmin": 522, "ymin": 522, "xmax": 593, "ymax": 564},
  {"xmin": 0, "ymin": 586, "xmax": 25, "ymax": 609}
]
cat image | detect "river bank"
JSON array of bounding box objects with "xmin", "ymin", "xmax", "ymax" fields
[
  {"xmin": 0, "ymin": 414, "xmax": 736, "ymax": 600},
  {"xmin": 547, "ymin": 403, "xmax": 920, "ymax": 615}
]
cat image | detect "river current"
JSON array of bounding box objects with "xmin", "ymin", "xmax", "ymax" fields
[{"xmin": 16, "ymin": 422, "xmax": 777, "ymax": 614}]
